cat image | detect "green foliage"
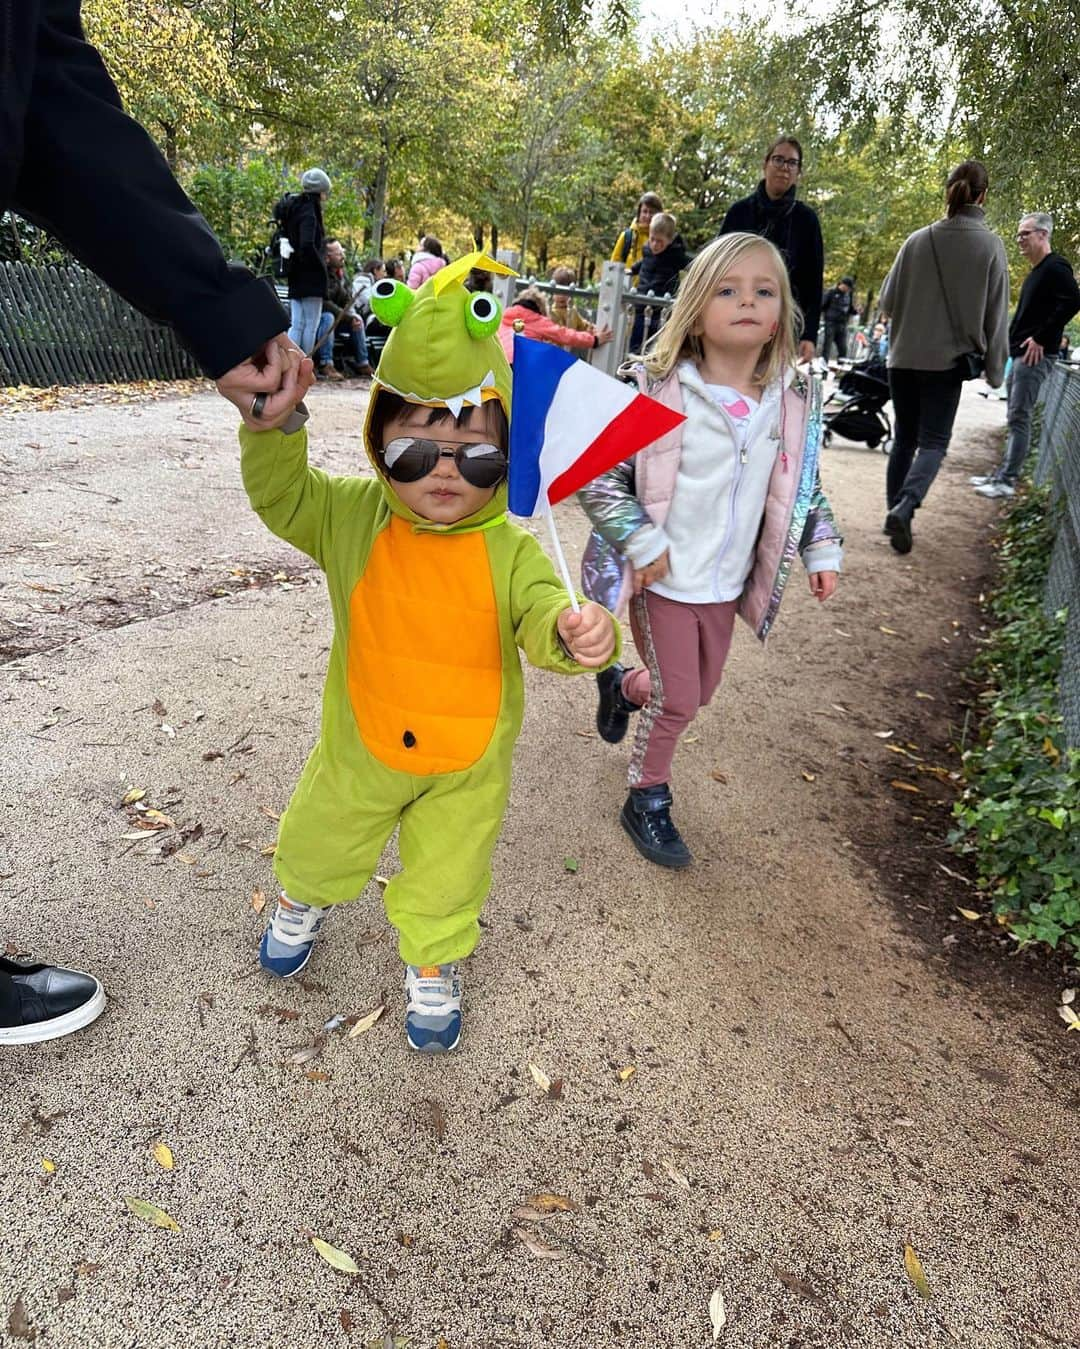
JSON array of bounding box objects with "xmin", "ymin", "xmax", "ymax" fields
[
  {"xmin": 949, "ymin": 486, "xmax": 1080, "ymax": 955},
  {"xmin": 187, "ymin": 160, "xmax": 292, "ymax": 269}
]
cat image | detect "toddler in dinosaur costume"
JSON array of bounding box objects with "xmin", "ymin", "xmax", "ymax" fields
[{"xmin": 238, "ymin": 253, "xmax": 618, "ymax": 1053}]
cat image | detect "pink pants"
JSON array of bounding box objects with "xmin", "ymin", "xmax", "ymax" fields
[{"xmin": 623, "ymin": 590, "xmax": 738, "ymax": 788}]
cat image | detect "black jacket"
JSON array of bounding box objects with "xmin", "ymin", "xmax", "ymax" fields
[
  {"xmin": 632, "ymin": 235, "xmax": 691, "ymax": 296},
  {"xmin": 0, "ymin": 0, "xmax": 285, "ymax": 378},
  {"xmin": 285, "ymin": 193, "xmax": 328, "ymax": 301},
  {"xmin": 1008, "ymin": 252, "xmax": 1080, "ymax": 358},
  {"xmin": 821, "ymin": 286, "xmax": 853, "ymax": 325},
  {"xmin": 719, "ymin": 183, "xmax": 825, "ymax": 344}
]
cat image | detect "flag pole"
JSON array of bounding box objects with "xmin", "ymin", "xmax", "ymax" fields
[{"xmin": 543, "ymin": 503, "xmax": 581, "ymax": 614}]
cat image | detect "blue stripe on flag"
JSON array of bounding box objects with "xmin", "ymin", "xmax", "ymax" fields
[{"xmin": 508, "ymin": 335, "xmax": 578, "ymax": 517}]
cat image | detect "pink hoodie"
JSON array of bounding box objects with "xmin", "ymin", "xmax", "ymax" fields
[
  {"xmin": 498, "ymin": 304, "xmax": 597, "ymax": 362},
  {"xmin": 406, "ymin": 250, "xmax": 447, "ymax": 289}
]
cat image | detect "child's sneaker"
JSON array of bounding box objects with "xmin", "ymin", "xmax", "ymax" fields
[
  {"xmin": 259, "ymin": 894, "xmax": 326, "ymax": 978},
  {"xmin": 620, "ymin": 783, "xmax": 693, "ymax": 868},
  {"xmin": 404, "ymin": 963, "xmax": 462, "ymax": 1053}
]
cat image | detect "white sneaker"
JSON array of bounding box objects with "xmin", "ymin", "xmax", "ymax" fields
[
  {"xmin": 974, "ymin": 481, "xmax": 1016, "ymax": 499},
  {"xmin": 404, "ymin": 962, "xmax": 463, "ymax": 1053},
  {"xmin": 969, "ymin": 474, "xmax": 995, "ymax": 486},
  {"xmin": 259, "ymin": 895, "xmax": 326, "ymax": 978}
]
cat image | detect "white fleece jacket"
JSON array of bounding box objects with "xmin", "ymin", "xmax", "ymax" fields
[{"xmin": 625, "ymin": 361, "xmax": 841, "ymax": 603}]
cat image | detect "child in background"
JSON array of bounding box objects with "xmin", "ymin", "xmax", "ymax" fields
[
  {"xmin": 239, "ymin": 257, "xmax": 618, "ymax": 1052},
  {"xmin": 629, "ymin": 212, "xmax": 690, "ymax": 353},
  {"xmin": 549, "ymin": 265, "xmax": 595, "ymax": 355},
  {"xmin": 578, "ymin": 234, "xmax": 842, "ymax": 867},
  {"xmin": 498, "ymin": 285, "xmax": 611, "ymax": 362}
]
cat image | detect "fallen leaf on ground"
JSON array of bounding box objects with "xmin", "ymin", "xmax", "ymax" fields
[
  {"xmin": 890, "ymin": 780, "xmax": 921, "ymax": 794},
  {"xmin": 1058, "ymin": 1003, "xmax": 1080, "ymax": 1031},
  {"xmin": 709, "ymin": 769, "xmax": 728, "ymax": 783},
  {"xmin": 915, "ymin": 690, "xmax": 935, "ymax": 701},
  {"xmin": 956, "ymin": 908, "xmax": 981, "ymax": 921},
  {"xmin": 512, "ymin": 1227, "xmax": 565, "ymax": 1260},
  {"xmin": 260, "ymin": 843, "xmax": 276, "ymax": 856},
  {"xmin": 305, "ymin": 1070, "xmax": 331, "ymax": 1082},
  {"xmin": 661, "ymin": 1158, "xmax": 691, "ymax": 1191},
  {"xmin": 709, "ymin": 1288, "xmax": 727, "ymax": 1339},
  {"xmin": 903, "ymin": 1243, "xmax": 931, "ymax": 1298},
  {"xmin": 775, "ymin": 1266, "xmax": 824, "ymax": 1303},
  {"xmin": 373, "ymin": 875, "xmax": 390, "ymax": 888},
  {"xmin": 121, "ymin": 788, "xmax": 146, "ymax": 805},
  {"xmin": 7, "ymin": 1296, "xmax": 35, "ymax": 1341},
  {"xmin": 312, "ymin": 1236, "xmax": 360, "ymax": 1274},
  {"xmin": 801, "ymin": 771, "xmax": 816, "ymax": 782},
  {"xmin": 287, "ymin": 1040, "xmax": 324, "ymax": 1065},
  {"xmin": 936, "ymin": 862, "xmax": 971, "ymax": 884},
  {"xmin": 423, "ymin": 1098, "xmax": 448, "ymax": 1142},
  {"xmin": 529, "ymin": 1062, "xmax": 551, "ymax": 1093},
  {"xmin": 617, "ymin": 1065, "xmax": 637, "ymax": 1082},
  {"xmin": 873, "ymin": 730, "xmax": 895, "ymax": 738},
  {"xmin": 152, "ymin": 1142, "xmax": 174, "ymax": 1171},
  {"xmin": 251, "ymin": 888, "xmax": 267, "ymax": 914},
  {"xmin": 41, "ymin": 1159, "xmax": 56, "ymax": 1174},
  {"xmin": 258, "ymin": 1004, "xmax": 301, "ymax": 1024},
  {"xmin": 524, "ymin": 1192, "xmax": 580, "ymax": 1214},
  {"xmin": 879, "ymin": 626, "xmax": 900, "ymax": 636},
  {"xmin": 1062, "ymin": 988, "xmax": 1077, "ymax": 1006},
  {"xmin": 124, "ymin": 1196, "xmax": 179, "ymax": 1230},
  {"xmin": 347, "ymin": 1002, "xmax": 386, "ymax": 1038},
  {"xmin": 563, "ymin": 857, "xmax": 579, "ymax": 873}
]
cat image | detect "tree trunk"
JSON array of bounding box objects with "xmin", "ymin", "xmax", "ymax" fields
[
  {"xmin": 537, "ymin": 239, "xmax": 548, "ymax": 274},
  {"xmin": 370, "ymin": 155, "xmax": 389, "ymax": 257},
  {"xmin": 473, "ymin": 223, "xmax": 484, "ymax": 251},
  {"xmin": 162, "ymin": 122, "xmax": 178, "ymax": 173},
  {"xmin": 491, "ymin": 224, "xmax": 499, "ymax": 257}
]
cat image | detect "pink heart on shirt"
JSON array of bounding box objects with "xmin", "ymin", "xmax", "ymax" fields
[{"xmin": 723, "ymin": 398, "xmax": 751, "ymax": 418}]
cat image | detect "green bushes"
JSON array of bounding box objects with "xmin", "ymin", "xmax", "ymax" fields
[{"xmin": 949, "ymin": 485, "xmax": 1080, "ymax": 956}]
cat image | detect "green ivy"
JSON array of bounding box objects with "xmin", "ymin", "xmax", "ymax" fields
[{"xmin": 948, "ymin": 484, "xmax": 1080, "ymax": 956}]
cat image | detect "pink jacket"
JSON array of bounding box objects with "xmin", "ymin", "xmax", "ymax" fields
[
  {"xmin": 407, "ymin": 251, "xmax": 447, "ymax": 289},
  {"xmin": 498, "ymin": 305, "xmax": 597, "ymax": 362}
]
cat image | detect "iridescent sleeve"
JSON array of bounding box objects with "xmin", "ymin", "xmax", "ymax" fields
[{"xmin": 576, "ymin": 460, "xmax": 651, "ymax": 548}]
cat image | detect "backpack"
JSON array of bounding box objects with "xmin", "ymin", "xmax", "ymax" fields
[
  {"xmin": 267, "ymin": 192, "xmax": 299, "ymax": 278},
  {"xmin": 618, "ymin": 226, "xmax": 635, "ymax": 262}
]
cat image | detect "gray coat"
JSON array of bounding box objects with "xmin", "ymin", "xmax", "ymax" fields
[{"xmin": 879, "ymin": 206, "xmax": 1009, "ymax": 387}]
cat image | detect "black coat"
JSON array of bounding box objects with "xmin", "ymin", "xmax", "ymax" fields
[
  {"xmin": 285, "ymin": 193, "xmax": 328, "ymax": 301},
  {"xmin": 0, "ymin": 0, "xmax": 285, "ymax": 378},
  {"xmin": 632, "ymin": 235, "xmax": 691, "ymax": 296},
  {"xmin": 719, "ymin": 183, "xmax": 825, "ymax": 344}
]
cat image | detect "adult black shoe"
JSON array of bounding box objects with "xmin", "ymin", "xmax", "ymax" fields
[
  {"xmin": 0, "ymin": 957, "xmax": 106, "ymax": 1045},
  {"xmin": 884, "ymin": 496, "xmax": 915, "ymax": 554},
  {"xmin": 596, "ymin": 663, "xmax": 640, "ymax": 744},
  {"xmin": 620, "ymin": 784, "xmax": 693, "ymax": 868}
]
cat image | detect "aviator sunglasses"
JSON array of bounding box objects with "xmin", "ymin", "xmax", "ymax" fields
[{"xmin": 381, "ymin": 436, "xmax": 508, "ymax": 488}]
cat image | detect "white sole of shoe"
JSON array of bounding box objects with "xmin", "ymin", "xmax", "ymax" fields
[{"xmin": 0, "ymin": 981, "xmax": 106, "ymax": 1045}]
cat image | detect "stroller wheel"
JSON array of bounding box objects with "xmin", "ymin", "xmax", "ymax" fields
[
  {"xmin": 880, "ymin": 435, "xmax": 892, "ymax": 456},
  {"xmin": 823, "ymin": 430, "xmax": 833, "ymax": 447}
]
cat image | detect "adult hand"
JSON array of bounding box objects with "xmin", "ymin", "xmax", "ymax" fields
[
  {"xmin": 218, "ymin": 344, "xmax": 316, "ymax": 431},
  {"xmin": 1020, "ymin": 336, "xmax": 1044, "ymax": 366},
  {"xmin": 594, "ymin": 326, "xmax": 614, "ymax": 346},
  {"xmin": 215, "ymin": 333, "xmax": 302, "ymax": 403},
  {"xmin": 557, "ymin": 602, "xmax": 616, "ymax": 667},
  {"xmin": 632, "ymin": 550, "xmax": 669, "ymax": 595},
  {"xmin": 808, "ymin": 570, "xmax": 838, "ymax": 602},
  {"xmin": 798, "ymin": 340, "xmax": 816, "ymax": 365}
]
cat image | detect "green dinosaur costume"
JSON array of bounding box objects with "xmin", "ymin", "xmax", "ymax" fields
[{"xmin": 239, "ymin": 252, "xmax": 619, "ymax": 966}]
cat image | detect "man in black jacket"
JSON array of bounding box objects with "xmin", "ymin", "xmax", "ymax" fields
[
  {"xmin": 1, "ymin": 0, "xmax": 309, "ymax": 1045},
  {"xmin": 821, "ymin": 276, "xmax": 855, "ymax": 361},
  {"xmin": 719, "ymin": 136, "xmax": 824, "ymax": 363},
  {"xmin": 974, "ymin": 212, "xmax": 1080, "ymax": 498}
]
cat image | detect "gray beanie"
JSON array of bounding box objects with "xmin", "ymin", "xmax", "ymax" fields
[{"xmin": 301, "ymin": 168, "xmax": 331, "ymax": 195}]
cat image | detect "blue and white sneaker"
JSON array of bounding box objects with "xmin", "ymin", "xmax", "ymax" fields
[
  {"xmin": 404, "ymin": 962, "xmax": 463, "ymax": 1053},
  {"xmin": 259, "ymin": 894, "xmax": 326, "ymax": 978}
]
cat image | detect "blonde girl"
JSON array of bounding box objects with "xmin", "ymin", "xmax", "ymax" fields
[{"xmin": 578, "ymin": 234, "xmax": 843, "ymax": 868}]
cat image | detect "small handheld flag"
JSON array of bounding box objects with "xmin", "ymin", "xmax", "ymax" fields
[{"xmin": 508, "ymin": 336, "xmax": 685, "ymax": 609}]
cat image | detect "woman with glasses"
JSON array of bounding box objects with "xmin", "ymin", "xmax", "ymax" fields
[{"xmin": 719, "ymin": 136, "xmax": 823, "ymax": 363}]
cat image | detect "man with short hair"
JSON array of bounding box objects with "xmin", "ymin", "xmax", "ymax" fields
[
  {"xmin": 821, "ymin": 275, "xmax": 856, "ymax": 362},
  {"xmin": 974, "ymin": 212, "xmax": 1080, "ymax": 497}
]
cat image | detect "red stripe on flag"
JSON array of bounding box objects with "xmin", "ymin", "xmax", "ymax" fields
[{"xmin": 546, "ymin": 394, "xmax": 685, "ymax": 505}]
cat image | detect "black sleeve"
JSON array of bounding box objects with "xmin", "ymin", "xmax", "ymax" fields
[
  {"xmin": 1036, "ymin": 260, "xmax": 1080, "ymax": 348},
  {"xmin": 794, "ymin": 209, "xmax": 825, "ymax": 343},
  {"xmin": 9, "ymin": 0, "xmax": 286, "ymax": 379},
  {"xmin": 718, "ymin": 205, "xmax": 737, "ymax": 236}
]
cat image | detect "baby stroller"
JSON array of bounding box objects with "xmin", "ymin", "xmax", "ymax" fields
[{"xmin": 822, "ymin": 356, "xmax": 892, "ymax": 454}]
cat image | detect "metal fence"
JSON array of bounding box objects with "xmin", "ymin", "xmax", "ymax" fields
[
  {"xmin": 0, "ymin": 261, "xmax": 202, "ymax": 386},
  {"xmin": 492, "ymin": 259, "xmax": 676, "ymax": 377},
  {"xmin": 1033, "ymin": 361, "xmax": 1080, "ymax": 747}
]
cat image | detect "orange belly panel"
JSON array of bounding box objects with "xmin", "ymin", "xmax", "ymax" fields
[{"xmin": 348, "ymin": 517, "xmax": 502, "ymax": 775}]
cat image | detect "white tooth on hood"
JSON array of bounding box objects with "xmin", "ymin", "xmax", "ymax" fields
[
  {"xmin": 481, "ymin": 370, "xmax": 495, "ymax": 388},
  {"xmin": 445, "ymin": 395, "xmax": 465, "ymax": 418},
  {"xmin": 460, "ymin": 383, "xmax": 483, "ymax": 407}
]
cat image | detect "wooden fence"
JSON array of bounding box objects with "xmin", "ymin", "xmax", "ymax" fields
[{"xmin": 0, "ymin": 261, "xmax": 201, "ymax": 386}]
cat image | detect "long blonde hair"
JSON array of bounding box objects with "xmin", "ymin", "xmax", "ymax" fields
[{"xmin": 643, "ymin": 234, "xmax": 801, "ymax": 388}]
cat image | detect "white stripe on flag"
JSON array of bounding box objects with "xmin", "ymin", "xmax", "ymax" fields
[{"xmin": 539, "ymin": 361, "xmax": 637, "ymax": 501}]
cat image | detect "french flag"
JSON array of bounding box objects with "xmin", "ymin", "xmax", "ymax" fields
[{"xmin": 507, "ymin": 336, "xmax": 685, "ymax": 517}]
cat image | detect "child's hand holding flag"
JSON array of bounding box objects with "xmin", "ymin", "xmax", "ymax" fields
[{"xmin": 557, "ymin": 602, "xmax": 616, "ymax": 667}]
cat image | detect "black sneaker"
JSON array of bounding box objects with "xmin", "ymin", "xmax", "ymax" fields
[
  {"xmin": 0, "ymin": 957, "xmax": 106, "ymax": 1045},
  {"xmin": 883, "ymin": 496, "xmax": 915, "ymax": 554},
  {"xmin": 596, "ymin": 664, "xmax": 639, "ymax": 744},
  {"xmin": 620, "ymin": 784, "xmax": 693, "ymax": 868}
]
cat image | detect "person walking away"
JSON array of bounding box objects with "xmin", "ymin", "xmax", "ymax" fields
[
  {"xmin": 611, "ymin": 192, "xmax": 664, "ymax": 286},
  {"xmin": 236, "ymin": 258, "xmax": 618, "ymax": 1052},
  {"xmin": 286, "ymin": 169, "xmax": 331, "ymax": 359},
  {"xmin": 577, "ymin": 234, "xmax": 842, "ymax": 868},
  {"xmin": 973, "ymin": 212, "xmax": 1080, "ymax": 498},
  {"xmin": 719, "ymin": 136, "xmax": 824, "ymax": 364},
  {"xmin": 407, "ymin": 235, "xmax": 447, "ymax": 289},
  {"xmin": 629, "ymin": 212, "xmax": 690, "ymax": 353},
  {"xmin": 821, "ymin": 276, "xmax": 856, "ymax": 361},
  {"xmin": 877, "ymin": 160, "xmax": 1009, "ymax": 552},
  {"xmin": 2, "ymin": 0, "xmax": 297, "ymax": 1044}
]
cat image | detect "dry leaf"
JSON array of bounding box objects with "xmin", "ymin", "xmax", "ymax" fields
[
  {"xmin": 709, "ymin": 1287, "xmax": 727, "ymax": 1339},
  {"xmin": 914, "ymin": 690, "xmax": 935, "ymax": 701},
  {"xmin": 41, "ymin": 1159, "xmax": 56, "ymax": 1174},
  {"xmin": 903, "ymin": 1243, "xmax": 931, "ymax": 1298},
  {"xmin": 124, "ymin": 1196, "xmax": 179, "ymax": 1230},
  {"xmin": 142, "ymin": 809, "xmax": 175, "ymax": 828},
  {"xmin": 1042, "ymin": 736, "xmax": 1061, "ymax": 764},
  {"xmin": 7, "ymin": 1296, "xmax": 35, "ymax": 1342},
  {"xmin": 287, "ymin": 1039, "xmax": 325, "ymax": 1065},
  {"xmin": 879, "ymin": 625, "xmax": 900, "ymax": 636},
  {"xmin": 956, "ymin": 908, "xmax": 981, "ymax": 921},
  {"xmin": 801, "ymin": 771, "xmax": 816, "ymax": 783},
  {"xmin": 709, "ymin": 769, "xmax": 728, "ymax": 783},
  {"xmin": 1061, "ymin": 987, "xmax": 1077, "ymax": 1006},
  {"xmin": 121, "ymin": 788, "xmax": 146, "ymax": 805},
  {"xmin": 512, "ymin": 1227, "xmax": 565, "ymax": 1260},
  {"xmin": 1058, "ymin": 1003, "xmax": 1080, "ymax": 1031},
  {"xmin": 890, "ymin": 780, "xmax": 921, "ymax": 794},
  {"xmin": 424, "ymin": 1098, "xmax": 448, "ymax": 1142},
  {"xmin": 373, "ymin": 874, "xmax": 390, "ymax": 888},
  {"xmin": 305, "ymin": 1070, "xmax": 331, "ymax": 1082},
  {"xmin": 152, "ymin": 1142, "xmax": 174, "ymax": 1171},
  {"xmin": 524, "ymin": 1192, "xmax": 580, "ymax": 1214},
  {"xmin": 528, "ymin": 1062, "xmax": 551, "ymax": 1094},
  {"xmin": 312, "ymin": 1237, "xmax": 361, "ymax": 1275},
  {"xmin": 260, "ymin": 843, "xmax": 277, "ymax": 857},
  {"xmin": 347, "ymin": 1002, "xmax": 386, "ymax": 1038},
  {"xmin": 873, "ymin": 730, "xmax": 895, "ymax": 738},
  {"xmin": 661, "ymin": 1158, "xmax": 691, "ymax": 1191},
  {"xmin": 617, "ymin": 1065, "xmax": 637, "ymax": 1083},
  {"xmin": 251, "ymin": 888, "xmax": 267, "ymax": 914},
  {"xmin": 833, "ymin": 628, "xmax": 851, "ymax": 637}
]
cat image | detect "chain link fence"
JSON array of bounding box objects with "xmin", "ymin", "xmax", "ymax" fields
[{"xmin": 1033, "ymin": 361, "xmax": 1080, "ymax": 747}]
